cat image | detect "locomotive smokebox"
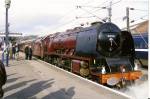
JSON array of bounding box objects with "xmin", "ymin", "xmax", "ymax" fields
[{"xmin": 97, "ymin": 23, "xmax": 121, "ymax": 57}]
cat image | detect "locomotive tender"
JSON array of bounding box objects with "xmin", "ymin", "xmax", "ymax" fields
[{"xmin": 22, "ymin": 22, "xmax": 142, "ymax": 86}]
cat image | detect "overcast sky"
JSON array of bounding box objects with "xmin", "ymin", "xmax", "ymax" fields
[{"xmin": 0, "ymin": 0, "xmax": 148, "ymax": 36}]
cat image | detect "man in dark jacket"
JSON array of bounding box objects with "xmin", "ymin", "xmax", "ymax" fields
[{"xmin": 24, "ymin": 45, "xmax": 29, "ymax": 60}]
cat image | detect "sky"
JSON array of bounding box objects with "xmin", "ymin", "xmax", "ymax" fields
[{"xmin": 0, "ymin": 0, "xmax": 148, "ymax": 36}]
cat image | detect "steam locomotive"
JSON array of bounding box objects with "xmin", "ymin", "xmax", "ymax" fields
[{"xmin": 20, "ymin": 22, "xmax": 142, "ymax": 87}]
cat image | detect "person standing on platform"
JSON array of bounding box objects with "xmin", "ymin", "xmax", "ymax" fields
[
  {"xmin": 9, "ymin": 42, "xmax": 13, "ymax": 59},
  {"xmin": 24, "ymin": 45, "xmax": 29, "ymax": 60},
  {"xmin": 28, "ymin": 46, "xmax": 32, "ymax": 60},
  {"xmin": 12, "ymin": 45, "xmax": 16, "ymax": 60},
  {"xmin": 1, "ymin": 43, "xmax": 6, "ymax": 63},
  {"xmin": 9, "ymin": 47, "xmax": 12, "ymax": 59},
  {"xmin": 15, "ymin": 44, "xmax": 19, "ymax": 60}
]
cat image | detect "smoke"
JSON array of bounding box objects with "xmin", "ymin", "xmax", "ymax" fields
[{"xmin": 124, "ymin": 74, "xmax": 148, "ymax": 99}]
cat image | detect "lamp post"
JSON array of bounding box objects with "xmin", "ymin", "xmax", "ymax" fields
[
  {"xmin": 5, "ymin": 0, "xmax": 11, "ymax": 66},
  {"xmin": 126, "ymin": 7, "xmax": 135, "ymax": 32},
  {"xmin": 126, "ymin": 7, "xmax": 130, "ymax": 32}
]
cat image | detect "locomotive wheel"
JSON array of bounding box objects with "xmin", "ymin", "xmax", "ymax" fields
[
  {"xmin": 93, "ymin": 76, "xmax": 102, "ymax": 84},
  {"xmin": 55, "ymin": 58, "xmax": 60, "ymax": 66},
  {"xmin": 50, "ymin": 57, "xmax": 55, "ymax": 65},
  {"xmin": 44, "ymin": 56, "xmax": 48, "ymax": 62},
  {"xmin": 116, "ymin": 79, "xmax": 127, "ymax": 89},
  {"xmin": 58, "ymin": 59, "xmax": 64, "ymax": 68},
  {"xmin": 79, "ymin": 68, "xmax": 90, "ymax": 77},
  {"xmin": 128, "ymin": 80, "xmax": 135, "ymax": 86},
  {"xmin": 121, "ymin": 80, "xmax": 127, "ymax": 88}
]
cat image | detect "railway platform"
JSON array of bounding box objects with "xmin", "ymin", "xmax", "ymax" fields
[{"xmin": 0, "ymin": 52, "xmax": 133, "ymax": 99}]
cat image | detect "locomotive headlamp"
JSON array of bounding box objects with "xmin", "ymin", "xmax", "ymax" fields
[
  {"xmin": 101, "ymin": 66, "xmax": 106, "ymax": 74},
  {"xmin": 134, "ymin": 62, "xmax": 138, "ymax": 70},
  {"xmin": 94, "ymin": 59, "xmax": 96, "ymax": 64},
  {"xmin": 120, "ymin": 65, "xmax": 126, "ymax": 72}
]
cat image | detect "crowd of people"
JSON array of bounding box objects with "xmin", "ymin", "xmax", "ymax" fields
[
  {"xmin": 0, "ymin": 43, "xmax": 33, "ymax": 98},
  {"xmin": 1, "ymin": 42, "xmax": 33, "ymax": 61}
]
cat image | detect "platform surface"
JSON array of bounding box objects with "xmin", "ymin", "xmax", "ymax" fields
[{"xmin": 1, "ymin": 52, "xmax": 131, "ymax": 99}]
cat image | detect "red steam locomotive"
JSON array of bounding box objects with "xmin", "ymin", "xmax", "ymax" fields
[{"xmin": 20, "ymin": 22, "xmax": 142, "ymax": 87}]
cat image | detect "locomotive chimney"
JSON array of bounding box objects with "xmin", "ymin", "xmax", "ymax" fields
[{"xmin": 91, "ymin": 21, "xmax": 103, "ymax": 26}]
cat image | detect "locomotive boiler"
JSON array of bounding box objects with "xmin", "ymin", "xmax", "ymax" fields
[{"xmin": 29, "ymin": 22, "xmax": 142, "ymax": 87}]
